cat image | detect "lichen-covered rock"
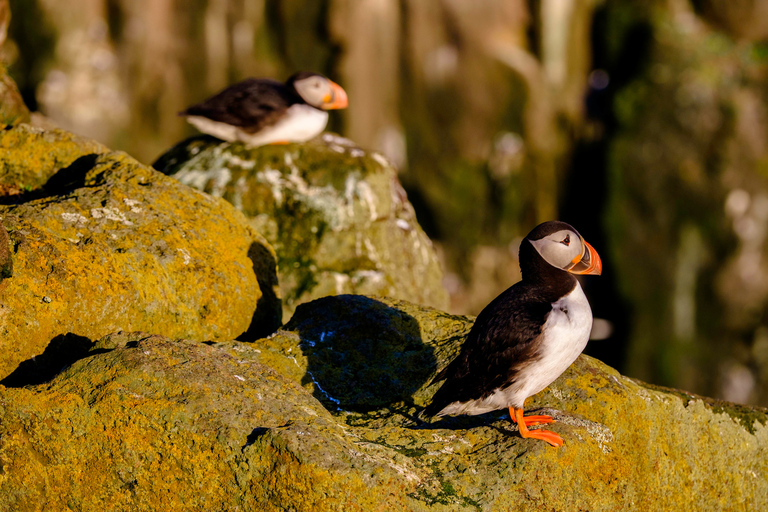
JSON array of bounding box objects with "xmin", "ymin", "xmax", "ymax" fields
[
  {"xmin": 3, "ymin": 297, "xmax": 767, "ymax": 510},
  {"xmin": 0, "ymin": 127, "xmax": 281, "ymax": 381},
  {"xmin": 0, "ymin": 123, "xmax": 108, "ymax": 194},
  {"xmin": 0, "ymin": 332, "xmax": 428, "ymax": 511},
  {"xmin": 153, "ymin": 134, "xmax": 449, "ymax": 319}
]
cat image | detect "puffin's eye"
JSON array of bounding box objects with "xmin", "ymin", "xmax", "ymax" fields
[{"xmin": 561, "ymin": 234, "xmax": 570, "ymax": 246}]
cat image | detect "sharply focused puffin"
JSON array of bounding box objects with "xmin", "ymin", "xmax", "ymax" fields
[
  {"xmin": 424, "ymin": 221, "xmax": 602, "ymax": 447},
  {"xmin": 179, "ymin": 72, "xmax": 348, "ymax": 146}
]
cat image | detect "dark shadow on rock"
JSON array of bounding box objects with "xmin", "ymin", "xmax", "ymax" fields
[
  {"xmin": 237, "ymin": 240, "xmax": 282, "ymax": 342},
  {"xmin": 283, "ymin": 295, "xmax": 437, "ymax": 412},
  {"xmin": 0, "ymin": 153, "xmax": 101, "ymax": 206},
  {"xmin": 0, "ymin": 333, "xmax": 109, "ymax": 387},
  {"xmin": 42, "ymin": 153, "xmax": 101, "ymax": 195},
  {"xmin": 242, "ymin": 427, "xmax": 271, "ymax": 450}
]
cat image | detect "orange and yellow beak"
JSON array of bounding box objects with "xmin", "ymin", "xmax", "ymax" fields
[
  {"xmin": 567, "ymin": 239, "xmax": 602, "ymax": 275},
  {"xmin": 322, "ymin": 80, "xmax": 348, "ymax": 110}
]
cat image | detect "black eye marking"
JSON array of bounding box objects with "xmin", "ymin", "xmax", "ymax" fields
[{"xmin": 561, "ymin": 234, "xmax": 570, "ymax": 246}]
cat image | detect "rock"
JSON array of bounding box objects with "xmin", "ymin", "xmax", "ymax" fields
[
  {"xmin": 0, "ymin": 123, "xmax": 108, "ymax": 194},
  {"xmin": 3, "ymin": 297, "xmax": 767, "ymax": 510},
  {"xmin": 154, "ymin": 134, "xmax": 449, "ymax": 319},
  {"xmin": 0, "ymin": 332, "xmax": 427, "ymax": 511},
  {"xmin": 0, "ymin": 125, "xmax": 281, "ymax": 381}
]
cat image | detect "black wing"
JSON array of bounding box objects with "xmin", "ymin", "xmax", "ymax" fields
[
  {"xmin": 180, "ymin": 78, "xmax": 301, "ymax": 133},
  {"xmin": 423, "ymin": 281, "xmax": 553, "ymax": 417}
]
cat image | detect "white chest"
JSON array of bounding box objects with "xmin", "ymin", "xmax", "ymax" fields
[
  {"xmin": 512, "ymin": 282, "xmax": 593, "ymax": 401},
  {"xmin": 186, "ymin": 104, "xmax": 329, "ymax": 146}
]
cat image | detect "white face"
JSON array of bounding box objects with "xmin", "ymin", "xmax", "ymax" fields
[
  {"xmin": 293, "ymin": 75, "xmax": 333, "ymax": 108},
  {"xmin": 529, "ymin": 229, "xmax": 585, "ymax": 270}
]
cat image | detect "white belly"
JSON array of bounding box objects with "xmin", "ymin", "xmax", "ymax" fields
[
  {"xmin": 439, "ymin": 282, "xmax": 593, "ymax": 415},
  {"xmin": 506, "ymin": 282, "xmax": 593, "ymax": 406},
  {"xmin": 186, "ymin": 104, "xmax": 329, "ymax": 146}
]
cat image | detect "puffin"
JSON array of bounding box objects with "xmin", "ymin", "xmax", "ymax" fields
[
  {"xmin": 423, "ymin": 221, "xmax": 602, "ymax": 447},
  {"xmin": 179, "ymin": 72, "xmax": 348, "ymax": 146}
]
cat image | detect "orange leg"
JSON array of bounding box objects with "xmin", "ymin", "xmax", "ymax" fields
[
  {"xmin": 508, "ymin": 407, "xmax": 555, "ymax": 426},
  {"xmin": 508, "ymin": 406, "xmax": 563, "ymax": 447}
]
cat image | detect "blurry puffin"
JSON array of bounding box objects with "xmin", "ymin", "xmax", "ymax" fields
[
  {"xmin": 424, "ymin": 221, "xmax": 602, "ymax": 447},
  {"xmin": 179, "ymin": 72, "xmax": 348, "ymax": 146}
]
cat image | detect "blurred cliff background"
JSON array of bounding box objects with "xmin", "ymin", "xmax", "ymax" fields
[{"xmin": 3, "ymin": 0, "xmax": 768, "ymax": 407}]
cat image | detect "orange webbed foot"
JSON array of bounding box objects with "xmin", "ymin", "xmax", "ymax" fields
[
  {"xmin": 509, "ymin": 406, "xmax": 563, "ymax": 447},
  {"xmin": 520, "ymin": 428, "xmax": 563, "ymax": 447}
]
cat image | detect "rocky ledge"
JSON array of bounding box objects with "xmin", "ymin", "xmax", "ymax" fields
[{"xmin": 0, "ymin": 295, "xmax": 766, "ymax": 511}]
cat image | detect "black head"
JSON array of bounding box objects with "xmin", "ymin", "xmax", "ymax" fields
[{"xmin": 519, "ymin": 221, "xmax": 602, "ymax": 283}]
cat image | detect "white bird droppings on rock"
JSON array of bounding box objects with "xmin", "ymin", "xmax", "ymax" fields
[{"xmin": 61, "ymin": 212, "xmax": 89, "ymax": 225}]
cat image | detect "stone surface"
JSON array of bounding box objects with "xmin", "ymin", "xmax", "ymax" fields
[
  {"xmin": 0, "ymin": 123, "xmax": 108, "ymax": 194},
  {"xmin": 154, "ymin": 134, "xmax": 449, "ymax": 319},
  {"xmin": 0, "ymin": 332, "xmax": 426, "ymax": 511},
  {"xmin": 0, "ymin": 125, "xmax": 281, "ymax": 381},
  {"xmin": 2, "ymin": 297, "xmax": 766, "ymax": 510}
]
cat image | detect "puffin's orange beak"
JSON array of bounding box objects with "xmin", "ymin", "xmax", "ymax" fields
[
  {"xmin": 568, "ymin": 239, "xmax": 602, "ymax": 275},
  {"xmin": 322, "ymin": 80, "xmax": 348, "ymax": 110}
]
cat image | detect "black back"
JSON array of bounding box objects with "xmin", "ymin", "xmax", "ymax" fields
[
  {"xmin": 180, "ymin": 77, "xmax": 304, "ymax": 133},
  {"xmin": 423, "ymin": 231, "xmax": 577, "ymax": 416}
]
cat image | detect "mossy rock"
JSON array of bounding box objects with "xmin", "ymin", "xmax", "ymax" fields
[
  {"xmin": 4, "ymin": 297, "xmax": 765, "ymax": 510},
  {"xmin": 0, "ymin": 127, "xmax": 281, "ymax": 381},
  {"xmin": 154, "ymin": 134, "xmax": 449, "ymax": 319},
  {"xmin": 0, "ymin": 332, "xmax": 430, "ymax": 511}
]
